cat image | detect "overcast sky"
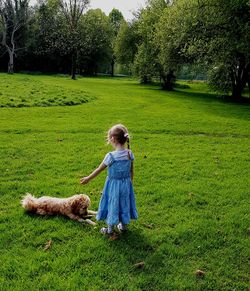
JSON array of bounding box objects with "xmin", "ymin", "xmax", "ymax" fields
[{"xmin": 89, "ymin": 0, "xmax": 147, "ymax": 20}]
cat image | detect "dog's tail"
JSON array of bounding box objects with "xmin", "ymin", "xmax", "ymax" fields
[{"xmin": 21, "ymin": 193, "xmax": 37, "ymax": 212}]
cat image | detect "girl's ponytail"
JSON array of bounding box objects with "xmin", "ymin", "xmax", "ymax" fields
[
  {"xmin": 127, "ymin": 137, "xmax": 130, "ymax": 150},
  {"xmin": 124, "ymin": 132, "xmax": 130, "ymax": 150}
]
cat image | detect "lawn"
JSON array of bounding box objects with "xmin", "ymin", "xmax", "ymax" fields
[{"xmin": 0, "ymin": 73, "xmax": 249, "ymax": 290}]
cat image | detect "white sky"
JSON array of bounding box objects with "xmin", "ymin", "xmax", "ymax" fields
[{"xmin": 89, "ymin": 0, "xmax": 147, "ymax": 20}]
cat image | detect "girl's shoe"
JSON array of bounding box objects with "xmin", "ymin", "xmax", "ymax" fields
[
  {"xmin": 117, "ymin": 223, "xmax": 126, "ymax": 232},
  {"xmin": 100, "ymin": 227, "xmax": 113, "ymax": 235}
]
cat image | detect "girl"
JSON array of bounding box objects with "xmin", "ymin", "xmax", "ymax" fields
[{"xmin": 80, "ymin": 124, "xmax": 138, "ymax": 235}]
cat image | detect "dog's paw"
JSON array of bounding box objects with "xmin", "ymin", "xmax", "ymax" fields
[{"xmin": 84, "ymin": 219, "xmax": 97, "ymax": 226}]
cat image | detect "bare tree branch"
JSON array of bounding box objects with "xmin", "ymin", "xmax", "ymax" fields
[{"xmin": 0, "ymin": 0, "xmax": 28, "ymax": 73}]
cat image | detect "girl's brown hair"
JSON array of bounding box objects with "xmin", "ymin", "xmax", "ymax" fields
[{"xmin": 107, "ymin": 124, "xmax": 130, "ymax": 149}]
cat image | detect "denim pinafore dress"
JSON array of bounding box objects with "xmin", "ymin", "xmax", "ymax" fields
[{"xmin": 96, "ymin": 152, "xmax": 138, "ymax": 226}]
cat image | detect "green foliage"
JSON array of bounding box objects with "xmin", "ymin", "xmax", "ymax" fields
[
  {"xmin": 33, "ymin": 1, "xmax": 67, "ymax": 56},
  {"xmin": 108, "ymin": 8, "xmax": 124, "ymax": 36},
  {"xmin": 133, "ymin": 43, "xmax": 155, "ymax": 83},
  {"xmin": 18, "ymin": 3, "xmax": 113, "ymax": 75},
  {"xmin": 114, "ymin": 21, "xmax": 138, "ymax": 69},
  {"xmin": 133, "ymin": 0, "xmax": 167, "ymax": 83},
  {"xmin": 207, "ymin": 65, "xmax": 232, "ymax": 95},
  {"xmin": 156, "ymin": 0, "xmax": 250, "ymax": 97},
  {"xmin": 115, "ymin": 0, "xmax": 169, "ymax": 82},
  {"xmin": 78, "ymin": 9, "xmax": 112, "ymax": 74},
  {"xmin": 0, "ymin": 74, "xmax": 249, "ymax": 289},
  {"xmin": 107, "ymin": 8, "xmax": 125, "ymax": 76}
]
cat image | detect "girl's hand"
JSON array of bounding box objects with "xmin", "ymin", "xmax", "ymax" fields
[
  {"xmin": 80, "ymin": 163, "xmax": 106, "ymax": 185},
  {"xmin": 80, "ymin": 176, "xmax": 90, "ymax": 185}
]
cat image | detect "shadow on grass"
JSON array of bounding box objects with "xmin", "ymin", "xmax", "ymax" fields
[
  {"xmin": 134, "ymin": 83, "xmax": 250, "ymax": 122},
  {"xmin": 175, "ymin": 89, "xmax": 250, "ymax": 104},
  {"xmin": 25, "ymin": 212, "xmax": 157, "ymax": 268},
  {"xmin": 25, "ymin": 212, "xmax": 96, "ymax": 226},
  {"xmin": 106, "ymin": 228, "xmax": 157, "ymax": 273},
  {"xmin": 134, "ymin": 80, "xmax": 250, "ymax": 104}
]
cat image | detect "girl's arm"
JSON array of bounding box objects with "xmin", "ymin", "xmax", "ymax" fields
[
  {"xmin": 80, "ymin": 162, "xmax": 107, "ymax": 185},
  {"xmin": 131, "ymin": 161, "xmax": 134, "ymax": 182}
]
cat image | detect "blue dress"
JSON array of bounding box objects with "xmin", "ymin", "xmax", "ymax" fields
[{"xmin": 96, "ymin": 152, "xmax": 138, "ymax": 226}]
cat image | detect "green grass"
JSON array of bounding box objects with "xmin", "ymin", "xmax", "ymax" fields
[
  {"xmin": 0, "ymin": 74, "xmax": 95, "ymax": 108},
  {"xmin": 0, "ymin": 73, "xmax": 249, "ymax": 290}
]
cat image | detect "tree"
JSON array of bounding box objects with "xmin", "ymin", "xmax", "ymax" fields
[
  {"xmin": 114, "ymin": 20, "xmax": 139, "ymax": 73},
  {"xmin": 133, "ymin": 0, "xmax": 167, "ymax": 84},
  {"xmin": 0, "ymin": 0, "xmax": 29, "ymax": 73},
  {"xmin": 157, "ymin": 0, "xmax": 250, "ymax": 98},
  {"xmin": 108, "ymin": 8, "xmax": 124, "ymax": 76},
  {"xmin": 24, "ymin": 0, "xmax": 69, "ymax": 73},
  {"xmin": 59, "ymin": 0, "xmax": 89, "ymax": 79},
  {"xmin": 157, "ymin": 0, "xmax": 193, "ymax": 89},
  {"xmin": 78, "ymin": 9, "xmax": 112, "ymax": 75},
  {"xmin": 115, "ymin": 0, "xmax": 171, "ymax": 85}
]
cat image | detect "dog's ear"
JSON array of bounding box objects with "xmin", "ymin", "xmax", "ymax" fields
[
  {"xmin": 80, "ymin": 194, "xmax": 90, "ymax": 207},
  {"xmin": 71, "ymin": 197, "xmax": 81, "ymax": 214},
  {"xmin": 71, "ymin": 195, "xmax": 90, "ymax": 215}
]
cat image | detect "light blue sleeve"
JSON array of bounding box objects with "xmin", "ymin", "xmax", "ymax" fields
[{"xmin": 102, "ymin": 153, "xmax": 112, "ymax": 166}]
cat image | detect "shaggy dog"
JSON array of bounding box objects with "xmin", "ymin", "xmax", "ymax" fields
[{"xmin": 21, "ymin": 193, "xmax": 97, "ymax": 225}]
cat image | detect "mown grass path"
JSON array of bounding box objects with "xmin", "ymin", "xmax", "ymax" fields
[{"xmin": 0, "ymin": 74, "xmax": 249, "ymax": 289}]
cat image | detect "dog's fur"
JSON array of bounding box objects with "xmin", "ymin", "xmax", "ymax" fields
[{"xmin": 21, "ymin": 193, "xmax": 97, "ymax": 225}]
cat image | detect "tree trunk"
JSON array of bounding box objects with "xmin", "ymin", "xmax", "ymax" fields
[
  {"xmin": 231, "ymin": 63, "xmax": 249, "ymax": 100},
  {"xmin": 232, "ymin": 83, "xmax": 243, "ymax": 100},
  {"xmin": 247, "ymin": 74, "xmax": 250, "ymax": 92},
  {"xmin": 8, "ymin": 51, "xmax": 14, "ymax": 74},
  {"xmin": 94, "ymin": 64, "xmax": 98, "ymax": 76},
  {"xmin": 140, "ymin": 75, "xmax": 150, "ymax": 84},
  {"xmin": 161, "ymin": 70, "xmax": 176, "ymax": 90},
  {"xmin": 71, "ymin": 50, "xmax": 76, "ymax": 80},
  {"xmin": 111, "ymin": 58, "xmax": 115, "ymax": 77}
]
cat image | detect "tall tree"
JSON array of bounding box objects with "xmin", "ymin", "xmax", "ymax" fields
[
  {"xmin": 115, "ymin": 0, "xmax": 170, "ymax": 85},
  {"xmin": 59, "ymin": 0, "xmax": 89, "ymax": 79},
  {"xmin": 134, "ymin": 0, "xmax": 167, "ymax": 84},
  {"xmin": 114, "ymin": 20, "xmax": 139, "ymax": 71},
  {"xmin": 0, "ymin": 0, "xmax": 29, "ymax": 73},
  {"xmin": 108, "ymin": 8, "xmax": 124, "ymax": 76},
  {"xmin": 78, "ymin": 9, "xmax": 112, "ymax": 75}
]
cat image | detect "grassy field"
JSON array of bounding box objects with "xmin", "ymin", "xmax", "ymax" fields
[{"xmin": 0, "ymin": 73, "xmax": 249, "ymax": 290}]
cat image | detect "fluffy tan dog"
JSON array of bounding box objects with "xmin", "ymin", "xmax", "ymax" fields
[{"xmin": 21, "ymin": 193, "xmax": 97, "ymax": 225}]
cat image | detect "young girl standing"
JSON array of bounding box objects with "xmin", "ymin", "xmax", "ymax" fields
[{"xmin": 80, "ymin": 124, "xmax": 138, "ymax": 234}]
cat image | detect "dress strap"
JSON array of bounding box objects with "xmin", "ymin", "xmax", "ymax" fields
[{"xmin": 109, "ymin": 152, "xmax": 115, "ymax": 165}]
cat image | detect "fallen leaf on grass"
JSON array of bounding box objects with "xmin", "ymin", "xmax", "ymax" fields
[
  {"xmin": 133, "ymin": 262, "xmax": 145, "ymax": 269},
  {"xmin": 44, "ymin": 240, "xmax": 52, "ymax": 251},
  {"xmin": 109, "ymin": 233, "xmax": 119, "ymax": 241},
  {"xmin": 195, "ymin": 269, "xmax": 205, "ymax": 277}
]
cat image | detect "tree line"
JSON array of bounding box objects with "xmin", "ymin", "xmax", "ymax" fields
[
  {"xmin": 1, "ymin": 0, "xmax": 250, "ymax": 100},
  {"xmin": 0, "ymin": 0, "xmax": 124, "ymax": 78}
]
